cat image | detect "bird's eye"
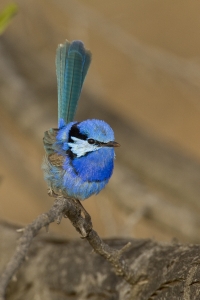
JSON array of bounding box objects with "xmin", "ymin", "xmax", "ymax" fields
[{"xmin": 88, "ymin": 138, "xmax": 95, "ymax": 144}]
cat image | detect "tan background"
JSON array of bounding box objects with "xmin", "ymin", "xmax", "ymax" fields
[{"xmin": 1, "ymin": 0, "xmax": 200, "ymax": 242}]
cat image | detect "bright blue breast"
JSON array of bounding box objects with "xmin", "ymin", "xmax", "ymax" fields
[
  {"xmin": 65, "ymin": 147, "xmax": 114, "ymax": 182},
  {"xmin": 61, "ymin": 145, "xmax": 115, "ymax": 200}
]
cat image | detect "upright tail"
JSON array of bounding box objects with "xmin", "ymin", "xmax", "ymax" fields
[{"xmin": 56, "ymin": 40, "xmax": 92, "ymax": 127}]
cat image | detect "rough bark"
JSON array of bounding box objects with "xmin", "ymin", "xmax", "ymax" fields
[{"xmin": 0, "ymin": 221, "xmax": 200, "ymax": 300}]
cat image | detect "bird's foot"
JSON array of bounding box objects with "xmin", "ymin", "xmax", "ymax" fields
[{"xmin": 47, "ymin": 188, "xmax": 58, "ymax": 198}]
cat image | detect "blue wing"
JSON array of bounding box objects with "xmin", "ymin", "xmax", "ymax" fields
[{"xmin": 56, "ymin": 40, "xmax": 92, "ymax": 127}]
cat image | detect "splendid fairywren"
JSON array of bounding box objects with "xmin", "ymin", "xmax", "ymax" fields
[{"xmin": 42, "ymin": 40, "xmax": 120, "ymax": 200}]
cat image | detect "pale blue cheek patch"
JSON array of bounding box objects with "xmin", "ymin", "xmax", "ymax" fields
[{"xmin": 68, "ymin": 136, "xmax": 100, "ymax": 157}]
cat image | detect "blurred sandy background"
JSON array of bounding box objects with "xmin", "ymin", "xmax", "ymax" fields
[{"xmin": 1, "ymin": 0, "xmax": 200, "ymax": 242}]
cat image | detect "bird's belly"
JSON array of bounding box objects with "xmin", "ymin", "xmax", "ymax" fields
[
  {"xmin": 42, "ymin": 157, "xmax": 110, "ymax": 200},
  {"xmin": 62, "ymin": 149, "xmax": 114, "ymax": 199},
  {"xmin": 43, "ymin": 147, "xmax": 114, "ymax": 200},
  {"xmin": 62, "ymin": 160, "xmax": 110, "ymax": 200},
  {"xmin": 63, "ymin": 171, "xmax": 108, "ymax": 200}
]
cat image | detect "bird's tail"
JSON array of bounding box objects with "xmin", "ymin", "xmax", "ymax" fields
[{"xmin": 56, "ymin": 40, "xmax": 92, "ymax": 127}]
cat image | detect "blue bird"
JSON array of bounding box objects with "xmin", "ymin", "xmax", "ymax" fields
[{"xmin": 42, "ymin": 40, "xmax": 120, "ymax": 200}]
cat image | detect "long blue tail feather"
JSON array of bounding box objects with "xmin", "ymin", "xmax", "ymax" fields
[
  {"xmin": 56, "ymin": 40, "xmax": 92, "ymax": 127},
  {"xmin": 56, "ymin": 41, "xmax": 70, "ymax": 125}
]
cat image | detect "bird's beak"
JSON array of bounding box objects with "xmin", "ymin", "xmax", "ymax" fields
[{"xmin": 105, "ymin": 141, "xmax": 120, "ymax": 147}]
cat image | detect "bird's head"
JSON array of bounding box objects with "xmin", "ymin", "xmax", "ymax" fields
[{"xmin": 65, "ymin": 119, "xmax": 120, "ymax": 158}]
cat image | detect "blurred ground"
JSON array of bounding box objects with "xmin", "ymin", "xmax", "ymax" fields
[{"xmin": 1, "ymin": 0, "xmax": 200, "ymax": 242}]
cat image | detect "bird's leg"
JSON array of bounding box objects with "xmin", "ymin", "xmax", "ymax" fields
[
  {"xmin": 47, "ymin": 189, "xmax": 65, "ymax": 223},
  {"xmin": 47, "ymin": 187, "xmax": 58, "ymax": 198}
]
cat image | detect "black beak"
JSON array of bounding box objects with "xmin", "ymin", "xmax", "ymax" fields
[{"xmin": 104, "ymin": 141, "xmax": 120, "ymax": 147}]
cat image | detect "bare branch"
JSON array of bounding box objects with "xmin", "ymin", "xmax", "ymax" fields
[
  {"xmin": 0, "ymin": 196, "xmax": 132, "ymax": 300},
  {"xmin": 0, "ymin": 197, "xmax": 67, "ymax": 299}
]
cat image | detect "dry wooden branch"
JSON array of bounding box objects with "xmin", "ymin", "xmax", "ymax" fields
[{"xmin": 0, "ymin": 197, "xmax": 131, "ymax": 300}]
